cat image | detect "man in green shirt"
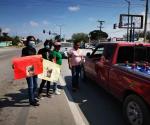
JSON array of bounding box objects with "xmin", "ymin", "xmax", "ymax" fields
[{"xmin": 52, "ymin": 41, "xmax": 62, "ymax": 95}]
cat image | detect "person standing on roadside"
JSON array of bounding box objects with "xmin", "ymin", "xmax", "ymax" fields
[
  {"xmin": 38, "ymin": 40, "xmax": 53, "ymax": 98},
  {"xmin": 52, "ymin": 41, "xmax": 62, "ymax": 95},
  {"xmin": 22, "ymin": 36, "xmax": 39, "ymax": 106},
  {"xmin": 68, "ymin": 41, "xmax": 83, "ymax": 92}
]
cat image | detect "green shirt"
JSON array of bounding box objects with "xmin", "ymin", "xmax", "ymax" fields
[{"xmin": 52, "ymin": 50, "xmax": 62, "ymax": 65}]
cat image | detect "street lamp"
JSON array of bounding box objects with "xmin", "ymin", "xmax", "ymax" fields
[
  {"xmin": 124, "ymin": 0, "xmax": 131, "ymax": 42},
  {"xmin": 56, "ymin": 24, "xmax": 63, "ymax": 40}
]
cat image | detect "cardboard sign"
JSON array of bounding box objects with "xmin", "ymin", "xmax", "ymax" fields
[
  {"xmin": 12, "ymin": 55, "xmax": 43, "ymax": 80},
  {"xmin": 38, "ymin": 59, "xmax": 61, "ymax": 82}
]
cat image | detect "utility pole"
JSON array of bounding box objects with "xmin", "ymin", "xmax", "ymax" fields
[
  {"xmin": 97, "ymin": 20, "xmax": 105, "ymax": 41},
  {"xmin": 57, "ymin": 25, "xmax": 63, "ymax": 39},
  {"xmin": 97, "ymin": 20, "xmax": 105, "ymax": 31},
  {"xmin": 0, "ymin": 28, "xmax": 2, "ymax": 36},
  {"xmin": 124, "ymin": 0, "xmax": 130, "ymax": 42},
  {"xmin": 143, "ymin": 0, "xmax": 149, "ymax": 42}
]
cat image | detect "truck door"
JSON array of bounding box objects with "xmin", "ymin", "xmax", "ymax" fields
[
  {"xmin": 95, "ymin": 45, "xmax": 116, "ymax": 90},
  {"xmin": 85, "ymin": 45, "xmax": 105, "ymax": 81}
]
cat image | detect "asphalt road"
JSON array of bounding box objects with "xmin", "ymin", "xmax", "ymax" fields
[
  {"xmin": 0, "ymin": 46, "xmax": 127, "ymax": 125},
  {"xmin": 61, "ymin": 59, "xmax": 126, "ymax": 125}
]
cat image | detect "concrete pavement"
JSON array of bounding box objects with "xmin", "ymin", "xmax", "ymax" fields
[{"xmin": 0, "ymin": 46, "xmax": 88, "ymax": 125}]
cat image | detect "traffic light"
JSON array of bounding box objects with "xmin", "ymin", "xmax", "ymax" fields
[
  {"xmin": 49, "ymin": 31, "xmax": 51, "ymax": 35},
  {"xmin": 113, "ymin": 24, "xmax": 117, "ymax": 29},
  {"xmin": 43, "ymin": 30, "xmax": 45, "ymax": 34}
]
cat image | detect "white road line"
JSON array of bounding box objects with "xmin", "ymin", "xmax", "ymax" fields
[{"xmin": 59, "ymin": 76, "xmax": 89, "ymax": 125}]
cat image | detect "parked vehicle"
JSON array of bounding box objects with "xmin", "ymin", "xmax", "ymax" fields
[
  {"xmin": 60, "ymin": 47, "xmax": 69, "ymax": 59},
  {"xmin": 60, "ymin": 42, "xmax": 72, "ymax": 59},
  {"xmin": 81, "ymin": 42, "xmax": 150, "ymax": 125}
]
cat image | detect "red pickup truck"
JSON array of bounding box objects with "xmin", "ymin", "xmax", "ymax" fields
[{"xmin": 81, "ymin": 42, "xmax": 150, "ymax": 125}]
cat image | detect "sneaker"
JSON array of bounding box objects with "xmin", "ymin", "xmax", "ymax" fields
[
  {"xmin": 54, "ymin": 91, "xmax": 61, "ymax": 95},
  {"xmin": 30, "ymin": 102, "xmax": 40, "ymax": 106},
  {"xmin": 47, "ymin": 93, "xmax": 52, "ymax": 98},
  {"xmin": 57, "ymin": 89, "xmax": 62, "ymax": 92},
  {"xmin": 37, "ymin": 94, "xmax": 44, "ymax": 99},
  {"xmin": 34, "ymin": 98, "xmax": 39, "ymax": 102}
]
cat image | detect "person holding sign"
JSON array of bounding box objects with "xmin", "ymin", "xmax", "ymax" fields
[
  {"xmin": 52, "ymin": 41, "xmax": 62, "ymax": 95},
  {"xmin": 22, "ymin": 36, "xmax": 39, "ymax": 106},
  {"xmin": 38, "ymin": 40, "xmax": 53, "ymax": 98}
]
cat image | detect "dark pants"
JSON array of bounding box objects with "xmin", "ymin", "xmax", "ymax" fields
[
  {"xmin": 38, "ymin": 80, "xmax": 51, "ymax": 95},
  {"xmin": 53, "ymin": 82, "xmax": 59, "ymax": 92},
  {"xmin": 71, "ymin": 65, "xmax": 81, "ymax": 89},
  {"xmin": 26, "ymin": 75, "xmax": 37, "ymax": 103}
]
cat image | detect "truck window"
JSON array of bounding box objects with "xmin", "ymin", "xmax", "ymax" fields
[
  {"xmin": 117, "ymin": 47, "xmax": 134, "ymax": 63},
  {"xmin": 91, "ymin": 46, "xmax": 104, "ymax": 58},
  {"xmin": 147, "ymin": 47, "xmax": 150, "ymax": 61},
  {"xmin": 117, "ymin": 46, "xmax": 150, "ymax": 63},
  {"xmin": 104, "ymin": 45, "xmax": 115, "ymax": 60},
  {"xmin": 134, "ymin": 46, "xmax": 147, "ymax": 62}
]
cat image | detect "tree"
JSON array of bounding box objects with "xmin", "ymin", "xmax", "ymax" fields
[
  {"xmin": 66, "ymin": 39, "xmax": 72, "ymax": 43},
  {"xmin": 89, "ymin": 30, "xmax": 108, "ymax": 41},
  {"xmin": 134, "ymin": 31, "xmax": 150, "ymax": 42},
  {"xmin": 12, "ymin": 36, "xmax": 20, "ymax": 45},
  {"xmin": 2, "ymin": 32, "xmax": 8, "ymax": 37},
  {"xmin": 0, "ymin": 32, "xmax": 22, "ymax": 46},
  {"xmin": 0, "ymin": 32, "xmax": 12, "ymax": 41},
  {"xmin": 55, "ymin": 35, "xmax": 61, "ymax": 41},
  {"xmin": 72, "ymin": 33, "xmax": 88, "ymax": 43}
]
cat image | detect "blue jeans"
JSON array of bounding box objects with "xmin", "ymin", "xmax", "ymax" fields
[
  {"xmin": 26, "ymin": 75, "xmax": 37, "ymax": 103},
  {"xmin": 71, "ymin": 65, "xmax": 81, "ymax": 88},
  {"xmin": 53, "ymin": 82, "xmax": 57, "ymax": 92}
]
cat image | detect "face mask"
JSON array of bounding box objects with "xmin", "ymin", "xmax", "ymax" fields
[
  {"xmin": 45, "ymin": 45, "xmax": 50, "ymax": 49},
  {"xmin": 28, "ymin": 41, "xmax": 35, "ymax": 48}
]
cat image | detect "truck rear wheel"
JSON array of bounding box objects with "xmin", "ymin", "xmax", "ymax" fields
[{"xmin": 123, "ymin": 94, "xmax": 150, "ymax": 125}]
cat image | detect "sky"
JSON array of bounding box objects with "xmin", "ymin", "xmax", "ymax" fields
[{"xmin": 0, "ymin": 0, "xmax": 149, "ymax": 40}]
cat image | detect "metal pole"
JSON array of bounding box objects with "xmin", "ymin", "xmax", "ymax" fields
[
  {"xmin": 132, "ymin": 22, "xmax": 135, "ymax": 42},
  {"xmin": 125, "ymin": 0, "xmax": 130, "ymax": 42},
  {"xmin": 130, "ymin": 16, "xmax": 133, "ymax": 42},
  {"xmin": 144, "ymin": 0, "xmax": 149, "ymax": 42},
  {"xmin": 97, "ymin": 20, "xmax": 105, "ymax": 42},
  {"xmin": 60, "ymin": 26, "xmax": 61, "ymax": 39}
]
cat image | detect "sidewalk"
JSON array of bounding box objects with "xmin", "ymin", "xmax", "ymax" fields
[
  {"xmin": 0, "ymin": 79, "xmax": 76, "ymax": 125},
  {"xmin": 23, "ymin": 90, "xmax": 77, "ymax": 125},
  {"xmin": 17, "ymin": 75, "xmax": 88, "ymax": 125}
]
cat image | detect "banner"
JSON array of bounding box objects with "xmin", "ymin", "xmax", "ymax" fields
[
  {"xmin": 12, "ymin": 55, "xmax": 43, "ymax": 80},
  {"xmin": 38, "ymin": 59, "xmax": 61, "ymax": 82}
]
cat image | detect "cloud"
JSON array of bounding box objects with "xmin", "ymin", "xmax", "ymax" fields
[
  {"xmin": 68, "ymin": 5, "xmax": 80, "ymax": 12},
  {"xmin": 29, "ymin": 21, "xmax": 39, "ymax": 27},
  {"xmin": 88, "ymin": 17, "xmax": 95, "ymax": 22},
  {"xmin": 3, "ymin": 28, "xmax": 11, "ymax": 33},
  {"xmin": 42, "ymin": 20, "xmax": 49, "ymax": 25}
]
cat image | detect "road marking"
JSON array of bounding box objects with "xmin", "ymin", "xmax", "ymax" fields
[{"xmin": 59, "ymin": 76, "xmax": 89, "ymax": 125}]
